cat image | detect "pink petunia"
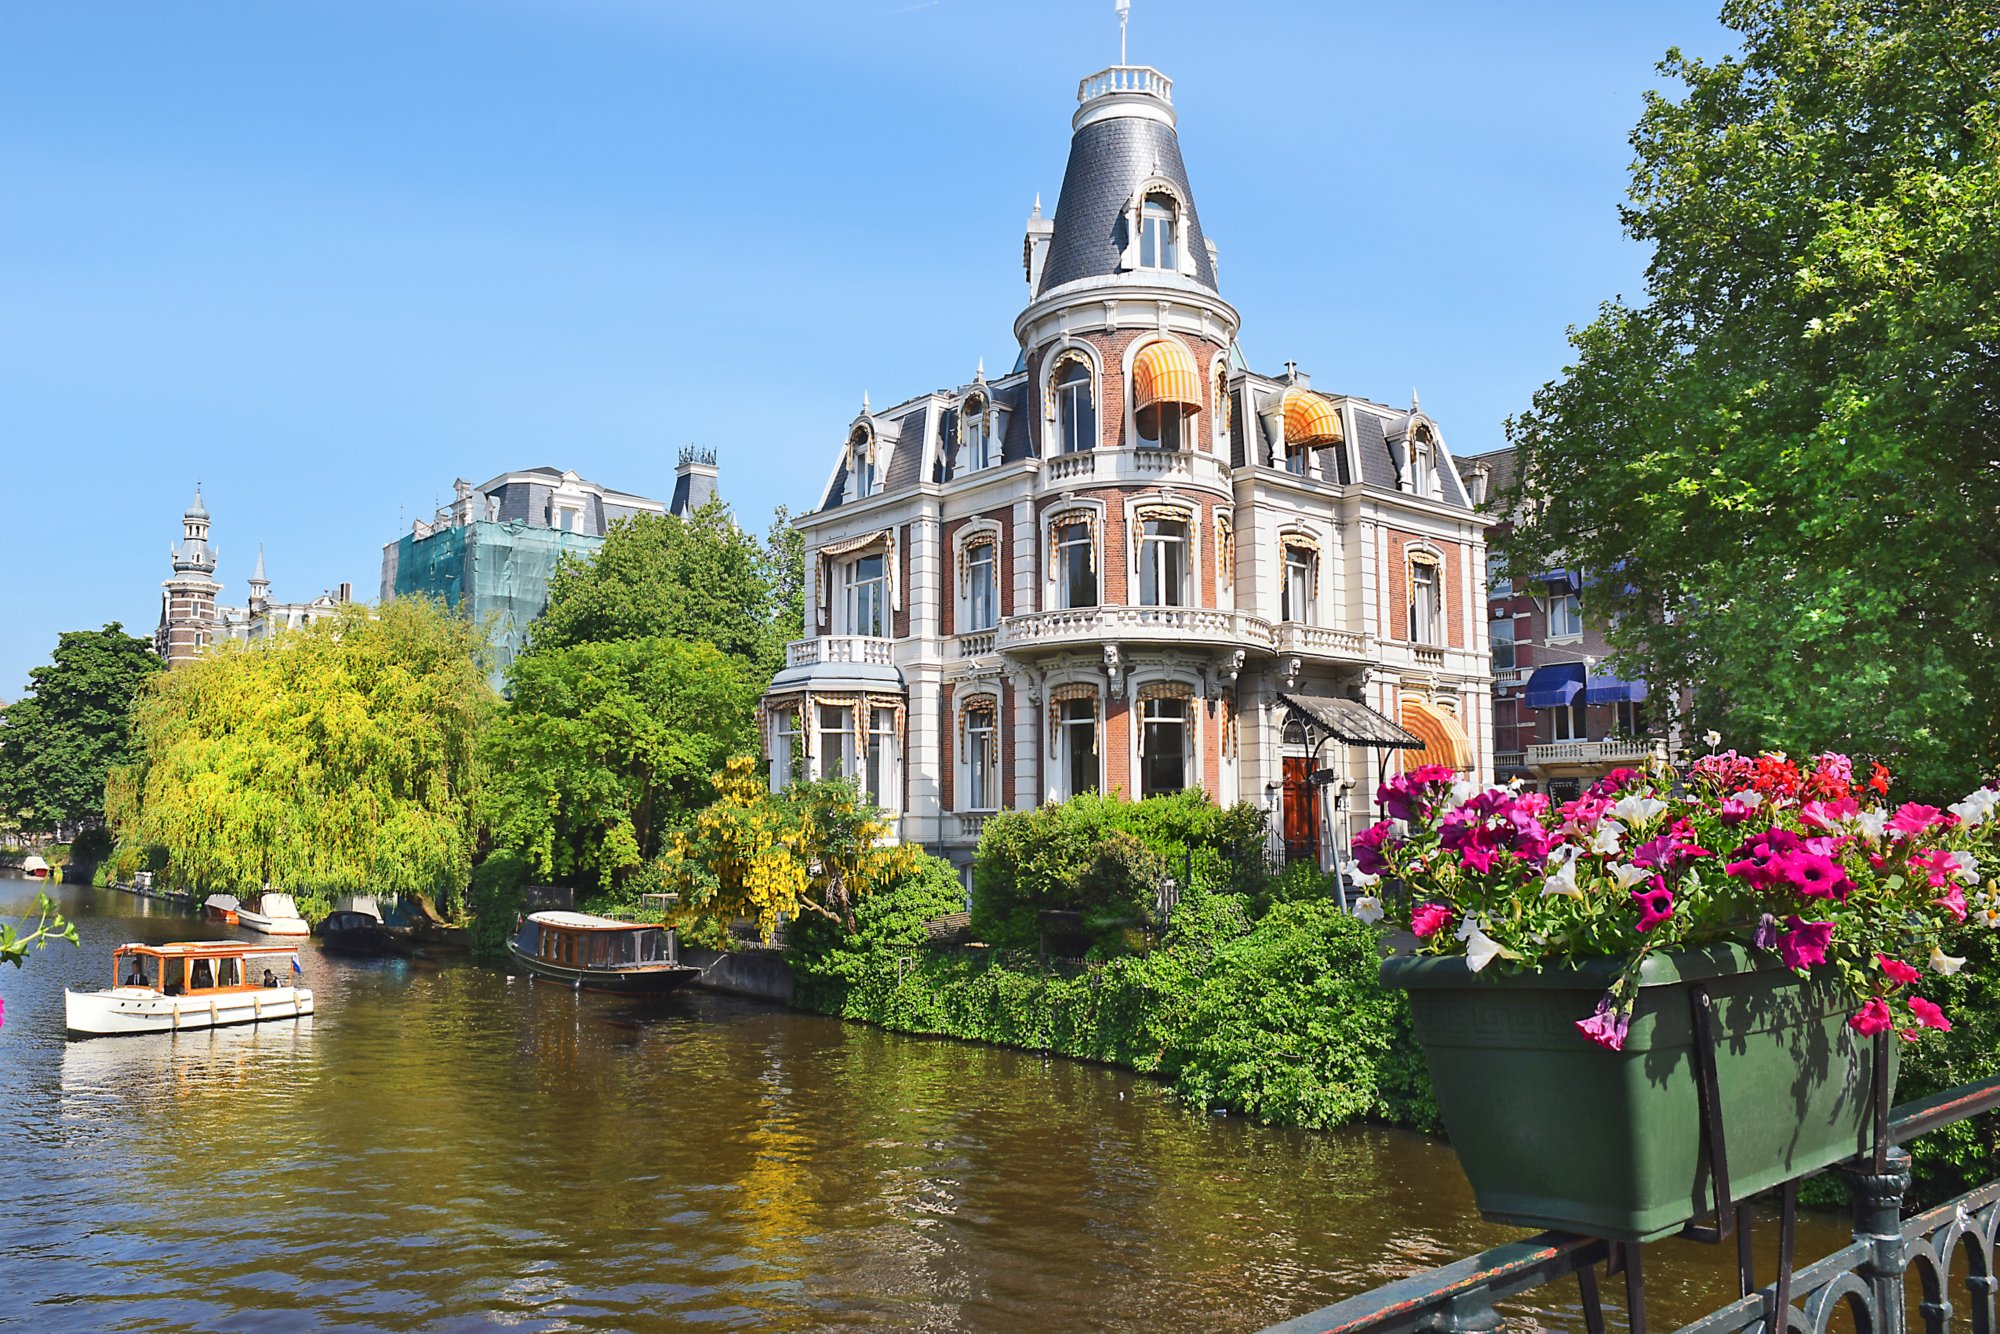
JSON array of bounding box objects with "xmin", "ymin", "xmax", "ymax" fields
[
  {"xmin": 1778, "ymin": 916, "xmax": 1834, "ymax": 969},
  {"xmin": 1460, "ymin": 844, "xmax": 1502, "ymax": 876},
  {"xmin": 1934, "ymin": 885, "xmax": 1968, "ymax": 923},
  {"xmin": 1631, "ymin": 883, "xmax": 1676, "ymax": 932},
  {"xmin": 1888, "ymin": 803, "xmax": 1944, "ymax": 837},
  {"xmin": 1772, "ymin": 850, "xmax": 1855, "ymax": 902},
  {"xmin": 1849, "ymin": 997, "xmax": 1895, "ymax": 1036},
  {"xmin": 1908, "ymin": 996, "xmax": 1952, "ymax": 1032},
  {"xmin": 1876, "ymin": 955, "xmax": 1921, "ymax": 987},
  {"xmin": 1353, "ymin": 820, "xmax": 1400, "ymax": 877},
  {"xmin": 1801, "ymin": 796, "xmax": 1859, "ymax": 830},
  {"xmin": 1575, "ymin": 994, "xmax": 1631, "ymax": 1051},
  {"xmin": 1411, "ymin": 903, "xmax": 1454, "ymax": 939}
]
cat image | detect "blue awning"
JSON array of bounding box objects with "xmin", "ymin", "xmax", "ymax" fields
[
  {"xmin": 1585, "ymin": 674, "xmax": 1648, "ymax": 705},
  {"xmin": 1536, "ymin": 569, "xmax": 1581, "ymax": 593},
  {"xmin": 1524, "ymin": 662, "xmax": 1586, "ymax": 709}
]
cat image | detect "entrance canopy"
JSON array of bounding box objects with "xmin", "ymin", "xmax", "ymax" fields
[{"xmin": 1278, "ymin": 693, "xmax": 1423, "ymax": 750}]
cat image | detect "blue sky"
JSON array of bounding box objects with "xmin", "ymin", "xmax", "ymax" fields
[{"xmin": 0, "ymin": 0, "xmax": 1734, "ymax": 697}]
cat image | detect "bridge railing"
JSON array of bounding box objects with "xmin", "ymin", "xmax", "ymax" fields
[{"xmin": 1262, "ymin": 1072, "xmax": 2000, "ymax": 1334}]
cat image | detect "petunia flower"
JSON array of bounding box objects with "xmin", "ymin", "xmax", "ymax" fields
[
  {"xmin": 1753, "ymin": 913, "xmax": 1780, "ymax": 950},
  {"xmin": 1948, "ymin": 788, "xmax": 1999, "ymax": 828},
  {"xmin": 1460, "ymin": 844, "xmax": 1502, "ymax": 875},
  {"xmin": 1934, "ymin": 885, "xmax": 1968, "ymax": 924},
  {"xmin": 1609, "ymin": 862, "xmax": 1650, "ymax": 891},
  {"xmin": 1576, "ymin": 993, "xmax": 1632, "ymax": 1051},
  {"xmin": 1610, "ymin": 794, "xmax": 1668, "ymax": 828},
  {"xmin": 1888, "ymin": 803, "xmax": 1944, "ymax": 838},
  {"xmin": 1704, "ymin": 729, "xmax": 1723, "ymax": 749},
  {"xmin": 1589, "ymin": 822, "xmax": 1625, "ymax": 855},
  {"xmin": 1929, "ymin": 945, "xmax": 1966, "ymax": 976},
  {"xmin": 1631, "ymin": 883, "xmax": 1675, "ymax": 932},
  {"xmin": 1778, "ymin": 916, "xmax": 1834, "ymax": 969},
  {"xmin": 1854, "ymin": 810, "xmax": 1889, "ymax": 844},
  {"xmin": 1772, "ymin": 850, "xmax": 1854, "ymax": 902},
  {"xmin": 1908, "ymin": 996, "xmax": 1951, "ymax": 1032},
  {"xmin": 1411, "ymin": 903, "xmax": 1453, "ymax": 938},
  {"xmin": 1540, "ymin": 853, "xmax": 1582, "ymax": 898},
  {"xmin": 1351, "ymin": 896, "xmax": 1384, "ymax": 925},
  {"xmin": 1876, "ymin": 955, "xmax": 1921, "ymax": 987},
  {"xmin": 1457, "ymin": 918, "xmax": 1506, "ymax": 973},
  {"xmin": 1850, "ymin": 997, "xmax": 1894, "ymax": 1036}
]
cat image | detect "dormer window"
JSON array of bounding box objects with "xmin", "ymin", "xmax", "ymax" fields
[
  {"xmin": 962, "ymin": 395, "xmax": 994, "ymax": 471},
  {"xmin": 1411, "ymin": 429, "xmax": 1438, "ymax": 499},
  {"xmin": 849, "ymin": 428, "xmax": 876, "ymax": 499},
  {"xmin": 1139, "ymin": 195, "xmax": 1178, "ymax": 270}
]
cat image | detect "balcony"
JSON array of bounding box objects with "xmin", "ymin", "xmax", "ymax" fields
[
  {"xmin": 996, "ymin": 605, "xmax": 1276, "ymax": 655},
  {"xmin": 1272, "ymin": 623, "xmax": 1367, "ymax": 663},
  {"xmin": 1078, "ymin": 65, "xmax": 1172, "ymax": 105},
  {"xmin": 1037, "ymin": 446, "xmax": 1230, "ymax": 495},
  {"xmin": 1411, "ymin": 644, "xmax": 1446, "ymax": 669},
  {"xmin": 950, "ymin": 812, "xmax": 991, "ymax": 844},
  {"xmin": 954, "ymin": 630, "xmax": 997, "ymax": 658},
  {"xmin": 1527, "ymin": 738, "xmax": 1668, "ymax": 770},
  {"xmin": 783, "ymin": 636, "xmax": 893, "ymax": 669},
  {"xmin": 1493, "ymin": 750, "xmax": 1528, "ymax": 772}
]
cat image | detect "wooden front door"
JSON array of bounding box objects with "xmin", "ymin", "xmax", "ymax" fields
[{"xmin": 1281, "ymin": 757, "xmax": 1317, "ymax": 863}]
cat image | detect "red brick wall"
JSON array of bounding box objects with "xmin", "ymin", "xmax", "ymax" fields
[
  {"xmin": 1105, "ymin": 695, "xmax": 1132, "ymax": 799},
  {"xmin": 940, "ymin": 507, "xmax": 1015, "ymax": 635},
  {"xmin": 1385, "ymin": 531, "xmax": 1464, "ymax": 646},
  {"xmin": 1028, "ymin": 330, "xmax": 1228, "ymax": 456}
]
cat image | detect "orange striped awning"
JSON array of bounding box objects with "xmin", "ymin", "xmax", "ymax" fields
[
  {"xmin": 1131, "ymin": 340, "xmax": 1203, "ymax": 416},
  {"xmin": 1281, "ymin": 388, "xmax": 1343, "ymax": 447},
  {"xmin": 1399, "ymin": 698, "xmax": 1474, "ymax": 774}
]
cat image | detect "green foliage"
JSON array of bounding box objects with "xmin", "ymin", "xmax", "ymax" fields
[
  {"xmin": 1500, "ymin": 0, "xmax": 2000, "ymax": 801},
  {"xmin": 763, "ymin": 505, "xmax": 806, "ymax": 650},
  {"xmin": 971, "ymin": 791, "xmax": 1273, "ymax": 948},
  {"xmin": 468, "ymin": 850, "xmax": 533, "ymax": 961},
  {"xmin": 0, "ymin": 623, "xmax": 161, "ymax": 833},
  {"xmin": 107, "ymin": 598, "xmax": 492, "ymax": 916},
  {"xmin": 480, "ymin": 637, "xmax": 754, "ymax": 890},
  {"xmin": 530, "ymin": 500, "xmax": 776, "ymax": 670},
  {"xmin": 788, "ymin": 854, "xmax": 964, "ymax": 1006},
  {"xmin": 791, "ymin": 887, "xmax": 1431, "ymax": 1131},
  {"xmin": 0, "ymin": 893, "xmax": 80, "ymax": 977},
  {"xmin": 1890, "ymin": 930, "xmax": 2000, "ymax": 1207}
]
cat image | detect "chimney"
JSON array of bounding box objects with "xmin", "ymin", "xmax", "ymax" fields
[
  {"xmin": 338, "ymin": 582, "xmax": 352, "ymax": 604},
  {"xmin": 671, "ymin": 446, "xmax": 720, "ymax": 517}
]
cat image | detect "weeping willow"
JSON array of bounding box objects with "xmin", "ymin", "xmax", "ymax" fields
[{"xmin": 105, "ymin": 598, "xmax": 494, "ymax": 916}]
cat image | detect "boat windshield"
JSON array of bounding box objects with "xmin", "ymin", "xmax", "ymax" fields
[{"xmin": 116, "ymin": 951, "xmax": 156, "ymax": 990}]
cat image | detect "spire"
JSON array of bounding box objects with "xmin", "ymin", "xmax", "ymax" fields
[
  {"xmin": 186, "ymin": 484, "xmax": 209, "ymax": 520},
  {"xmin": 1032, "ymin": 192, "xmax": 1042, "ymax": 218},
  {"xmin": 250, "ymin": 544, "xmax": 268, "ymax": 585},
  {"xmin": 861, "ymin": 390, "xmax": 871, "ymax": 415},
  {"xmin": 975, "ymin": 356, "xmax": 985, "ymax": 382},
  {"xmin": 1412, "ymin": 387, "xmax": 1421, "ymax": 414}
]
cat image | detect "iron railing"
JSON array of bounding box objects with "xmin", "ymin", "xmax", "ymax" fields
[{"xmin": 1261, "ymin": 1069, "xmax": 2000, "ymax": 1334}]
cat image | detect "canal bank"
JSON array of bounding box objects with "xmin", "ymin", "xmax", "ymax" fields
[{"xmin": 0, "ymin": 875, "xmax": 1851, "ymax": 1332}]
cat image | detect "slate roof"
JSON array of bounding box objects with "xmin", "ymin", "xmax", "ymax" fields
[
  {"xmin": 1460, "ymin": 445, "xmax": 1517, "ymax": 510},
  {"xmin": 1037, "ymin": 114, "xmax": 1217, "ymax": 295}
]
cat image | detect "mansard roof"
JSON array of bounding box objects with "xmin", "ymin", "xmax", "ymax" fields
[{"xmin": 1036, "ymin": 108, "xmax": 1217, "ymax": 296}]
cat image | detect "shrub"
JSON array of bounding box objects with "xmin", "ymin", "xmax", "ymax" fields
[
  {"xmin": 468, "ymin": 850, "xmax": 532, "ymax": 960},
  {"xmin": 789, "ymin": 853, "xmax": 964, "ymax": 1009}
]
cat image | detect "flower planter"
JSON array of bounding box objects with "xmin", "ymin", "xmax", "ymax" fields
[{"xmin": 1381, "ymin": 943, "xmax": 1895, "ymax": 1243}]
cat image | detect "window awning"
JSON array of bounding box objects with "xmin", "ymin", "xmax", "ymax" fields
[
  {"xmin": 1400, "ymin": 698, "xmax": 1474, "ymax": 773},
  {"xmin": 1132, "ymin": 340, "xmax": 1203, "ymax": 415},
  {"xmin": 1523, "ymin": 662, "xmax": 1586, "ymax": 709},
  {"xmin": 1280, "ymin": 387, "xmax": 1343, "ymax": 447},
  {"xmin": 1278, "ymin": 693, "xmax": 1423, "ymax": 749},
  {"xmin": 1536, "ymin": 568, "xmax": 1582, "ymax": 593},
  {"xmin": 1585, "ymin": 674, "xmax": 1648, "ymax": 705}
]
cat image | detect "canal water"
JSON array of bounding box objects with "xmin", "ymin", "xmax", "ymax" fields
[{"xmin": 0, "ymin": 876, "xmax": 1851, "ymax": 1332}]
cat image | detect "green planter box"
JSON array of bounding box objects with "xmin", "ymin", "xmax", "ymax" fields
[{"xmin": 1381, "ymin": 943, "xmax": 1893, "ymax": 1243}]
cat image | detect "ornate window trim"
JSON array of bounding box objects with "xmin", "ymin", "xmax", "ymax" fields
[{"xmin": 1215, "ymin": 512, "xmax": 1235, "ymax": 592}]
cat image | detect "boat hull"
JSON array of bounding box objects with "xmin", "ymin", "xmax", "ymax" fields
[
  {"xmin": 65, "ymin": 986, "xmax": 314, "ymax": 1038},
  {"xmin": 237, "ymin": 910, "xmax": 310, "ymax": 937},
  {"xmin": 319, "ymin": 928, "xmax": 399, "ymax": 957},
  {"xmin": 507, "ymin": 943, "xmax": 700, "ymax": 993}
]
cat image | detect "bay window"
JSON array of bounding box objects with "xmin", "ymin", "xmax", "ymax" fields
[
  {"xmin": 1055, "ymin": 361, "xmax": 1095, "ymax": 454},
  {"xmin": 842, "ymin": 554, "xmax": 887, "ymax": 637},
  {"xmin": 816, "ymin": 703, "xmax": 854, "ymax": 782},
  {"xmin": 1137, "ymin": 518, "xmax": 1188, "ymax": 607},
  {"xmin": 770, "ymin": 708, "xmax": 802, "ymax": 788},
  {"xmin": 864, "ymin": 706, "xmax": 900, "ymax": 812}
]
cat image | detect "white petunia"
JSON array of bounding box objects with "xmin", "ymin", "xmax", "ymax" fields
[
  {"xmin": 1590, "ymin": 821, "xmax": 1625, "ymax": 855},
  {"xmin": 1459, "ymin": 921, "xmax": 1505, "ymax": 973},
  {"xmin": 1930, "ymin": 945, "xmax": 1967, "ymax": 976},
  {"xmin": 1948, "ymin": 789, "xmax": 1999, "ymax": 828},
  {"xmin": 1610, "ymin": 794, "xmax": 1668, "ymax": 827},
  {"xmin": 1450, "ymin": 779, "xmax": 1481, "ymax": 807},
  {"xmin": 1352, "ymin": 896, "xmax": 1384, "ymax": 926},
  {"xmin": 1541, "ymin": 856, "xmax": 1582, "ymax": 898},
  {"xmin": 1610, "ymin": 862, "xmax": 1650, "ymax": 891},
  {"xmin": 1704, "ymin": 730, "xmax": 1723, "ymax": 749},
  {"xmin": 1855, "ymin": 810, "xmax": 1889, "ymax": 844},
  {"xmin": 1950, "ymin": 851, "xmax": 1981, "ymax": 885},
  {"xmin": 1729, "ymin": 788, "xmax": 1763, "ymax": 810}
]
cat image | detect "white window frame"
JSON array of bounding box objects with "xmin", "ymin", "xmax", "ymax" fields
[
  {"xmin": 1138, "ymin": 196, "xmax": 1178, "ymax": 271},
  {"xmin": 1548, "ymin": 701, "xmax": 1586, "ymax": 742},
  {"xmin": 1281, "ymin": 545, "xmax": 1317, "ymax": 624},
  {"xmin": 962, "ymin": 699, "xmax": 1000, "ymax": 812},
  {"xmin": 1490, "ymin": 616, "xmax": 1517, "ymax": 673},
  {"xmin": 1409, "ymin": 554, "xmax": 1443, "ymax": 646},
  {"xmin": 964, "ymin": 539, "xmax": 998, "ymax": 631},
  {"xmin": 1054, "ymin": 361, "xmax": 1095, "ymax": 455},
  {"xmin": 1052, "ymin": 518, "xmax": 1097, "ymax": 610},
  {"xmin": 770, "ymin": 708, "xmax": 802, "ymax": 790},
  {"xmin": 1548, "ymin": 591, "xmax": 1583, "ymax": 640},
  {"xmin": 864, "ymin": 705, "xmax": 900, "ymax": 813},
  {"xmin": 1056, "ymin": 696, "xmax": 1100, "ymax": 800},
  {"xmin": 1137, "ymin": 401, "xmax": 1186, "ymax": 451},
  {"xmin": 1135, "ymin": 692, "xmax": 1193, "ymax": 798},
  {"xmin": 815, "ymin": 703, "xmax": 854, "ymax": 782},
  {"xmin": 1410, "ymin": 437, "xmax": 1436, "ymax": 499},
  {"xmin": 841, "ymin": 553, "xmax": 888, "ymax": 638},
  {"xmin": 962, "ymin": 396, "xmax": 994, "ymax": 472},
  {"xmin": 1137, "ymin": 518, "xmax": 1189, "ymax": 608},
  {"xmin": 1486, "ymin": 551, "xmax": 1511, "ymax": 599}
]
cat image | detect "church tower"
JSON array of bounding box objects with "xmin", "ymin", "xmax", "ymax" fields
[{"xmin": 157, "ymin": 486, "xmax": 222, "ymax": 667}]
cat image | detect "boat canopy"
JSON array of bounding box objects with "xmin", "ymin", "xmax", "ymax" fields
[
  {"xmin": 525, "ymin": 910, "xmax": 664, "ymax": 932},
  {"xmin": 116, "ymin": 941, "xmax": 302, "ymax": 959}
]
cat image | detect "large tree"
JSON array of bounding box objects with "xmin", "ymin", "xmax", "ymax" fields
[
  {"xmin": 0, "ymin": 624, "xmax": 161, "ymax": 834},
  {"xmin": 1501, "ymin": 0, "xmax": 2000, "ymax": 799},
  {"xmin": 479, "ymin": 637, "xmax": 756, "ymax": 890},
  {"xmin": 105, "ymin": 599, "xmax": 492, "ymax": 913},
  {"xmin": 530, "ymin": 500, "xmax": 774, "ymax": 668}
]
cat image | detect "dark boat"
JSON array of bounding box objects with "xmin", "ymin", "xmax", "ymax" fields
[
  {"xmin": 507, "ymin": 911, "xmax": 699, "ymax": 993},
  {"xmin": 316, "ymin": 910, "xmax": 399, "ymax": 957}
]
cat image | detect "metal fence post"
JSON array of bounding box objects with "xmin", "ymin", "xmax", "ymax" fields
[{"xmin": 1840, "ymin": 1145, "xmax": 1912, "ymax": 1334}]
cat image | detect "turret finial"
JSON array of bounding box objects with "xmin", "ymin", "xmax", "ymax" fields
[{"xmin": 1412, "ymin": 387, "xmax": 1421, "ymax": 413}]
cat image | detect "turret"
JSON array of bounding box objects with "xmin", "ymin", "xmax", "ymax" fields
[
  {"xmin": 670, "ymin": 446, "xmax": 720, "ymax": 517},
  {"xmin": 247, "ymin": 544, "xmax": 270, "ymax": 613}
]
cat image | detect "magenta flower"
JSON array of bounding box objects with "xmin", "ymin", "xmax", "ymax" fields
[
  {"xmin": 1801, "ymin": 796, "xmax": 1859, "ymax": 830},
  {"xmin": 1586, "ymin": 769, "xmax": 1645, "ymax": 800},
  {"xmin": 1911, "ymin": 848, "xmax": 1966, "ymax": 891},
  {"xmin": 1411, "ymin": 903, "xmax": 1454, "ymax": 939},
  {"xmin": 1933, "ymin": 885, "xmax": 1968, "ymax": 923},
  {"xmin": 1877, "ymin": 955, "xmax": 1921, "ymax": 987},
  {"xmin": 1459, "ymin": 844, "xmax": 1502, "ymax": 875},
  {"xmin": 1754, "ymin": 913, "xmax": 1780, "ymax": 950},
  {"xmin": 1631, "ymin": 883, "xmax": 1676, "ymax": 932},
  {"xmin": 1888, "ymin": 803, "xmax": 1944, "ymax": 837},
  {"xmin": 1633, "ymin": 829, "xmax": 1714, "ymax": 873},
  {"xmin": 1719, "ymin": 794, "xmax": 1762, "ymax": 825},
  {"xmin": 1772, "ymin": 850, "xmax": 1854, "ymax": 902},
  {"xmin": 1778, "ymin": 916, "xmax": 1834, "ymax": 969},
  {"xmin": 1353, "ymin": 820, "xmax": 1400, "ymax": 877},
  {"xmin": 1850, "ymin": 998, "xmax": 1894, "ymax": 1036},
  {"xmin": 1377, "ymin": 766, "xmax": 1459, "ymax": 822},
  {"xmin": 1908, "ymin": 996, "xmax": 1952, "ymax": 1032},
  {"xmin": 1725, "ymin": 827, "xmax": 1804, "ymax": 888},
  {"xmin": 1575, "ymin": 994, "xmax": 1631, "ymax": 1051}
]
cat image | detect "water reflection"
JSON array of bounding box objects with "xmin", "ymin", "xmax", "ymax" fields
[{"xmin": 0, "ymin": 877, "xmax": 1854, "ymax": 1332}]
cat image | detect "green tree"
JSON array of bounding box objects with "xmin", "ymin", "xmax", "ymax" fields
[
  {"xmin": 106, "ymin": 598, "xmax": 492, "ymax": 915},
  {"xmin": 1500, "ymin": 0, "xmax": 2000, "ymax": 799},
  {"xmin": 480, "ymin": 637, "xmax": 755, "ymax": 890},
  {"xmin": 763, "ymin": 504, "xmax": 806, "ymax": 655},
  {"xmin": 530, "ymin": 500, "xmax": 774, "ymax": 668},
  {"xmin": 0, "ymin": 624, "xmax": 161, "ymax": 834}
]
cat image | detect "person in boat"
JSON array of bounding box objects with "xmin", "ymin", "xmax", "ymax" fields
[
  {"xmin": 124, "ymin": 958, "xmax": 148, "ymax": 987},
  {"xmin": 263, "ymin": 968, "xmax": 277, "ymax": 988}
]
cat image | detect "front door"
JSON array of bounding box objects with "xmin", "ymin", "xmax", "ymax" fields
[{"xmin": 1281, "ymin": 757, "xmax": 1318, "ymax": 863}]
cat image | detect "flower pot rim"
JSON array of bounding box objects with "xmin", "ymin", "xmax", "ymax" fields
[{"xmin": 1381, "ymin": 941, "xmax": 1779, "ymax": 992}]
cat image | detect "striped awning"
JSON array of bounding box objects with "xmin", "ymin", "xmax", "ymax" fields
[
  {"xmin": 1281, "ymin": 388, "xmax": 1343, "ymax": 447},
  {"xmin": 1400, "ymin": 699, "xmax": 1474, "ymax": 773},
  {"xmin": 1131, "ymin": 340, "xmax": 1203, "ymax": 416}
]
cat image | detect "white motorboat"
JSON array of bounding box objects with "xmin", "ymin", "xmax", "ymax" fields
[
  {"xmin": 236, "ymin": 891, "xmax": 310, "ymax": 937},
  {"xmin": 65, "ymin": 941, "xmax": 314, "ymax": 1038}
]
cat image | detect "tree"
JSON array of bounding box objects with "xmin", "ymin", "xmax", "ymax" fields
[
  {"xmin": 0, "ymin": 624, "xmax": 161, "ymax": 834},
  {"xmin": 763, "ymin": 505, "xmax": 806, "ymax": 656},
  {"xmin": 1500, "ymin": 0, "xmax": 2000, "ymax": 799},
  {"xmin": 479, "ymin": 637, "xmax": 755, "ymax": 890},
  {"xmin": 656, "ymin": 758, "xmax": 924, "ymax": 941},
  {"xmin": 530, "ymin": 500, "xmax": 774, "ymax": 669},
  {"xmin": 105, "ymin": 599, "xmax": 492, "ymax": 915}
]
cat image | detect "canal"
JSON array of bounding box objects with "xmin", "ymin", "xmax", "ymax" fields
[{"xmin": 0, "ymin": 876, "xmax": 1851, "ymax": 1332}]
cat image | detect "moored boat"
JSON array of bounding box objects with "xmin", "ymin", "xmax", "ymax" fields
[
  {"xmin": 65, "ymin": 941, "xmax": 314, "ymax": 1038},
  {"xmin": 507, "ymin": 911, "xmax": 699, "ymax": 993},
  {"xmin": 203, "ymin": 894, "xmax": 241, "ymax": 925},
  {"xmin": 22, "ymin": 854, "xmax": 50, "ymax": 880},
  {"xmin": 317, "ymin": 909, "xmax": 398, "ymax": 957},
  {"xmin": 237, "ymin": 891, "xmax": 310, "ymax": 937}
]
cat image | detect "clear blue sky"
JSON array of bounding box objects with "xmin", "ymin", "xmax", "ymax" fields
[{"xmin": 0, "ymin": 0, "xmax": 1735, "ymax": 697}]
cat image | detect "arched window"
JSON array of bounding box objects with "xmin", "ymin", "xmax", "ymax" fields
[
  {"xmin": 962, "ymin": 395, "xmax": 994, "ymax": 472},
  {"xmin": 1136, "ymin": 683, "xmax": 1195, "ymax": 797},
  {"xmin": 1137, "ymin": 517, "xmax": 1188, "ymax": 607},
  {"xmin": 961, "ymin": 697, "xmax": 1000, "ymax": 811},
  {"xmin": 1282, "ymin": 543, "xmax": 1317, "ymax": 624},
  {"xmin": 1050, "ymin": 514, "xmax": 1097, "ymax": 609},
  {"xmin": 1411, "ymin": 429, "xmax": 1437, "ymax": 499},
  {"xmin": 1055, "ymin": 360, "xmax": 1095, "ymax": 454},
  {"xmin": 849, "ymin": 428, "xmax": 876, "ymax": 499},
  {"xmin": 1408, "ymin": 551, "xmax": 1443, "ymax": 646},
  {"xmin": 1139, "ymin": 195, "xmax": 1178, "ymax": 270}
]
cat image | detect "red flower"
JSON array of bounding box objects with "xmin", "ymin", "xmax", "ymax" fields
[
  {"xmin": 1876, "ymin": 955, "xmax": 1920, "ymax": 987},
  {"xmin": 1908, "ymin": 996, "xmax": 1952, "ymax": 1032},
  {"xmin": 1849, "ymin": 998, "xmax": 1894, "ymax": 1036},
  {"xmin": 1411, "ymin": 903, "xmax": 1454, "ymax": 939},
  {"xmin": 1868, "ymin": 762, "xmax": 1892, "ymax": 797}
]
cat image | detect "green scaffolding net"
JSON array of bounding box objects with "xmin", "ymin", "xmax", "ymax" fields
[{"xmin": 392, "ymin": 522, "xmax": 603, "ymax": 687}]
